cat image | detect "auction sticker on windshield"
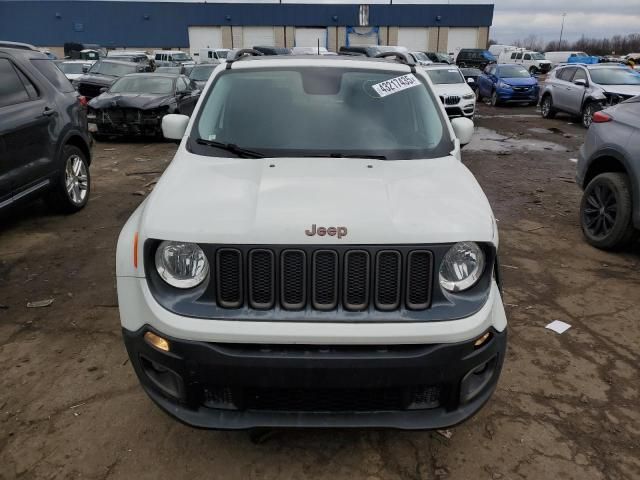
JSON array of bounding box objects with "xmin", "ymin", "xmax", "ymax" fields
[{"xmin": 371, "ymin": 74, "xmax": 420, "ymax": 97}]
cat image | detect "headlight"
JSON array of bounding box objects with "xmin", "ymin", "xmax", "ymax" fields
[
  {"xmin": 155, "ymin": 241, "xmax": 209, "ymax": 288},
  {"xmin": 498, "ymin": 82, "xmax": 512, "ymax": 89},
  {"xmin": 462, "ymin": 93, "xmax": 475, "ymax": 100},
  {"xmin": 439, "ymin": 242, "xmax": 485, "ymax": 292}
]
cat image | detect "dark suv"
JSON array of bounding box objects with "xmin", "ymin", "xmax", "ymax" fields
[
  {"xmin": 0, "ymin": 47, "xmax": 92, "ymax": 213},
  {"xmin": 456, "ymin": 49, "xmax": 496, "ymax": 70},
  {"xmin": 73, "ymin": 59, "xmax": 146, "ymax": 99}
]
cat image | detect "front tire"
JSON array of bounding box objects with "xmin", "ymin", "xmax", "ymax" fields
[
  {"xmin": 582, "ymin": 101, "xmax": 601, "ymax": 128},
  {"xmin": 529, "ymin": 66, "xmax": 539, "ymax": 76},
  {"xmin": 580, "ymin": 172, "xmax": 636, "ymax": 250},
  {"xmin": 540, "ymin": 95, "xmax": 556, "ymax": 118},
  {"xmin": 491, "ymin": 90, "xmax": 500, "ymax": 107},
  {"xmin": 48, "ymin": 145, "xmax": 91, "ymax": 213}
]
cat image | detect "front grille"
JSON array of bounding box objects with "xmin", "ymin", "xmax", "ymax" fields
[
  {"xmin": 208, "ymin": 246, "xmax": 434, "ymax": 312},
  {"xmin": 241, "ymin": 385, "xmax": 441, "ymax": 412},
  {"xmin": 513, "ymin": 86, "xmax": 530, "ymax": 92},
  {"xmin": 444, "ymin": 95, "xmax": 461, "ymax": 105}
]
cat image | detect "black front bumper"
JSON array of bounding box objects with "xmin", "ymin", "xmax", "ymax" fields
[{"xmin": 123, "ymin": 326, "xmax": 506, "ymax": 430}]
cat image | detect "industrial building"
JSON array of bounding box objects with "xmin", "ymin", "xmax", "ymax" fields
[{"xmin": 0, "ymin": 1, "xmax": 494, "ymax": 57}]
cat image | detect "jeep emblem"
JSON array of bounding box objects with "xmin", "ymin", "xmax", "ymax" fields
[{"xmin": 305, "ymin": 224, "xmax": 348, "ymax": 239}]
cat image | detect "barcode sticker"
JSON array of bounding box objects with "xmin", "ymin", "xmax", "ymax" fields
[{"xmin": 371, "ymin": 74, "xmax": 420, "ymax": 97}]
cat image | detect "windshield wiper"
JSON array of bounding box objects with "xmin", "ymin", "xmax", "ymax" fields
[{"xmin": 195, "ymin": 138, "xmax": 265, "ymax": 158}]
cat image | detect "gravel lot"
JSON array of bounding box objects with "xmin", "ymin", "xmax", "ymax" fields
[{"xmin": 0, "ymin": 102, "xmax": 638, "ymax": 480}]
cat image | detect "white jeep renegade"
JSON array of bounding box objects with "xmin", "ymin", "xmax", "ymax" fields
[{"xmin": 116, "ymin": 51, "xmax": 507, "ymax": 430}]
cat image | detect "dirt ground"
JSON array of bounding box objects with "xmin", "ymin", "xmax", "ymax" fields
[{"xmin": 0, "ymin": 102, "xmax": 638, "ymax": 480}]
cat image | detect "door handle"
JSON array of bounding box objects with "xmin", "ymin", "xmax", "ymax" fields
[{"xmin": 43, "ymin": 107, "xmax": 56, "ymax": 117}]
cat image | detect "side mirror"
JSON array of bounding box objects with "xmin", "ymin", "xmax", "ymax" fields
[
  {"xmin": 574, "ymin": 79, "xmax": 588, "ymax": 87},
  {"xmin": 467, "ymin": 77, "xmax": 475, "ymax": 84},
  {"xmin": 162, "ymin": 114, "xmax": 190, "ymax": 140},
  {"xmin": 99, "ymin": 87, "xmax": 108, "ymax": 94},
  {"xmin": 451, "ymin": 117, "xmax": 474, "ymax": 146}
]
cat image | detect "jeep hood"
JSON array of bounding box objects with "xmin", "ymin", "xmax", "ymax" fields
[
  {"xmin": 76, "ymin": 74, "xmax": 117, "ymax": 86},
  {"xmin": 139, "ymin": 154, "xmax": 496, "ymax": 245},
  {"xmin": 89, "ymin": 92, "xmax": 173, "ymax": 110}
]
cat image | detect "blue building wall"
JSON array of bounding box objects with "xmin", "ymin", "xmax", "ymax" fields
[{"xmin": 0, "ymin": 1, "xmax": 493, "ymax": 47}]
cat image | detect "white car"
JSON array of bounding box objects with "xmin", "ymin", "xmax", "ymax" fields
[
  {"xmin": 498, "ymin": 48, "xmax": 552, "ymax": 75},
  {"xmin": 422, "ymin": 64, "xmax": 476, "ymax": 118},
  {"xmin": 116, "ymin": 53, "xmax": 507, "ymax": 429},
  {"xmin": 55, "ymin": 59, "xmax": 95, "ymax": 80}
]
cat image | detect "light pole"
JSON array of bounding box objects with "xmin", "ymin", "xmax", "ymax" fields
[{"xmin": 558, "ymin": 13, "xmax": 567, "ymax": 49}]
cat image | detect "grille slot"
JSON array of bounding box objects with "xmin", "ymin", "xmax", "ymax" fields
[
  {"xmin": 280, "ymin": 250, "xmax": 306, "ymax": 310},
  {"xmin": 406, "ymin": 250, "xmax": 433, "ymax": 310},
  {"xmin": 248, "ymin": 249, "xmax": 275, "ymax": 309},
  {"xmin": 375, "ymin": 250, "xmax": 402, "ymax": 311},
  {"xmin": 216, "ymin": 249, "xmax": 243, "ymax": 308},
  {"xmin": 445, "ymin": 95, "xmax": 460, "ymax": 105},
  {"xmin": 312, "ymin": 250, "xmax": 339, "ymax": 310},
  {"xmin": 343, "ymin": 250, "xmax": 370, "ymax": 311}
]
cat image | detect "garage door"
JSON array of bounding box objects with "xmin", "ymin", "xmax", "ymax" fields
[
  {"xmin": 347, "ymin": 27, "xmax": 379, "ymax": 46},
  {"xmin": 188, "ymin": 26, "xmax": 223, "ymax": 57},
  {"xmin": 397, "ymin": 28, "xmax": 430, "ymax": 51},
  {"xmin": 295, "ymin": 28, "xmax": 327, "ymax": 48},
  {"xmin": 447, "ymin": 28, "xmax": 478, "ymax": 54},
  {"xmin": 242, "ymin": 27, "xmax": 275, "ymax": 48}
]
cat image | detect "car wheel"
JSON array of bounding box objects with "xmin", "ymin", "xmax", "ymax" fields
[
  {"xmin": 491, "ymin": 90, "xmax": 500, "ymax": 107},
  {"xmin": 459, "ymin": 62, "xmax": 466, "ymax": 68},
  {"xmin": 582, "ymin": 101, "xmax": 601, "ymax": 128},
  {"xmin": 476, "ymin": 88, "xmax": 483, "ymax": 101},
  {"xmin": 529, "ymin": 66, "xmax": 538, "ymax": 75},
  {"xmin": 540, "ymin": 95, "xmax": 556, "ymax": 118},
  {"xmin": 48, "ymin": 145, "xmax": 91, "ymax": 213},
  {"xmin": 580, "ymin": 172, "xmax": 637, "ymax": 250}
]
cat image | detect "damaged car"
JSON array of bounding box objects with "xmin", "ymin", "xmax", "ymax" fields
[
  {"xmin": 87, "ymin": 73, "xmax": 201, "ymax": 138},
  {"xmin": 73, "ymin": 59, "xmax": 146, "ymax": 99},
  {"xmin": 541, "ymin": 64, "xmax": 640, "ymax": 127},
  {"xmin": 188, "ymin": 63, "xmax": 218, "ymax": 89}
]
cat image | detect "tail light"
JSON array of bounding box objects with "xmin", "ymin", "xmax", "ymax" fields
[
  {"xmin": 78, "ymin": 95, "xmax": 88, "ymax": 107},
  {"xmin": 592, "ymin": 111, "xmax": 612, "ymax": 123}
]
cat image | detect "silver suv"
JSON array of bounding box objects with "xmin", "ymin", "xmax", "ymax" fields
[{"xmin": 540, "ymin": 64, "xmax": 640, "ymax": 128}]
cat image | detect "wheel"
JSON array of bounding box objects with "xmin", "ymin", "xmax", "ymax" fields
[
  {"xmin": 490, "ymin": 90, "xmax": 500, "ymax": 107},
  {"xmin": 529, "ymin": 66, "xmax": 538, "ymax": 76},
  {"xmin": 458, "ymin": 62, "xmax": 466, "ymax": 68},
  {"xmin": 476, "ymin": 88, "xmax": 483, "ymax": 101},
  {"xmin": 582, "ymin": 101, "xmax": 601, "ymax": 128},
  {"xmin": 580, "ymin": 172, "xmax": 637, "ymax": 250},
  {"xmin": 48, "ymin": 145, "xmax": 91, "ymax": 213},
  {"xmin": 540, "ymin": 95, "xmax": 556, "ymax": 118}
]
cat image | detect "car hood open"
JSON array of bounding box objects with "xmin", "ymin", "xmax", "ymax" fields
[
  {"xmin": 89, "ymin": 92, "xmax": 174, "ymax": 110},
  {"xmin": 140, "ymin": 154, "xmax": 496, "ymax": 245}
]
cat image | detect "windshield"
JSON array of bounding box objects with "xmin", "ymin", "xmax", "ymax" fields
[
  {"xmin": 412, "ymin": 52, "xmax": 430, "ymax": 62},
  {"xmin": 426, "ymin": 68, "xmax": 464, "ymax": 84},
  {"xmin": 192, "ymin": 68, "xmax": 450, "ymax": 159},
  {"xmin": 58, "ymin": 62, "xmax": 85, "ymax": 74},
  {"xmin": 109, "ymin": 76, "xmax": 173, "ymax": 94},
  {"xmin": 461, "ymin": 68, "xmax": 481, "ymax": 76},
  {"xmin": 156, "ymin": 67, "xmax": 180, "ymax": 74},
  {"xmin": 216, "ymin": 50, "xmax": 229, "ymax": 59},
  {"xmin": 89, "ymin": 61, "xmax": 138, "ymax": 77},
  {"xmin": 531, "ymin": 53, "xmax": 545, "ymax": 60},
  {"xmin": 190, "ymin": 65, "xmax": 216, "ymax": 81},
  {"xmin": 172, "ymin": 53, "xmax": 191, "ymax": 61},
  {"xmin": 498, "ymin": 65, "xmax": 530, "ymax": 78},
  {"xmin": 590, "ymin": 67, "xmax": 640, "ymax": 85}
]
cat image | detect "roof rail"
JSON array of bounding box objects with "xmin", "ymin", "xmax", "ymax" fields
[
  {"xmin": 226, "ymin": 48, "xmax": 264, "ymax": 69},
  {"xmin": 375, "ymin": 51, "xmax": 416, "ymax": 72}
]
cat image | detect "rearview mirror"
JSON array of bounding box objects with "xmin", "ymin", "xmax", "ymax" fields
[
  {"xmin": 451, "ymin": 117, "xmax": 474, "ymax": 146},
  {"xmin": 467, "ymin": 77, "xmax": 475, "ymax": 84},
  {"xmin": 574, "ymin": 79, "xmax": 588, "ymax": 87},
  {"xmin": 162, "ymin": 114, "xmax": 190, "ymax": 140}
]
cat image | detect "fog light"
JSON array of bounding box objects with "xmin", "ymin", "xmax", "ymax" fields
[
  {"xmin": 474, "ymin": 331, "xmax": 492, "ymax": 348},
  {"xmin": 144, "ymin": 331, "xmax": 170, "ymax": 352}
]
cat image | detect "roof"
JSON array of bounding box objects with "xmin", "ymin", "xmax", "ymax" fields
[
  {"xmin": 96, "ymin": 58, "xmax": 143, "ymax": 66},
  {"xmin": 0, "ymin": 45, "xmax": 48, "ymax": 59},
  {"xmin": 128, "ymin": 72, "xmax": 181, "ymax": 79},
  {"xmin": 226, "ymin": 55, "xmax": 413, "ymax": 73}
]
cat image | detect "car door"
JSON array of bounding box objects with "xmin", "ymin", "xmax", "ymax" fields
[
  {"xmin": 552, "ymin": 67, "xmax": 576, "ymax": 111},
  {"xmin": 0, "ymin": 57, "xmax": 55, "ymax": 204},
  {"xmin": 523, "ymin": 53, "xmax": 532, "ymax": 70},
  {"xmin": 563, "ymin": 67, "xmax": 588, "ymax": 114},
  {"xmin": 175, "ymin": 76, "xmax": 198, "ymax": 116},
  {"xmin": 479, "ymin": 65, "xmax": 496, "ymax": 96}
]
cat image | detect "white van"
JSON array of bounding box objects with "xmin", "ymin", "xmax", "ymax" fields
[
  {"xmin": 197, "ymin": 48, "xmax": 230, "ymax": 63},
  {"xmin": 544, "ymin": 51, "xmax": 588, "ymax": 67},
  {"xmin": 498, "ymin": 48, "xmax": 552, "ymax": 75},
  {"xmin": 488, "ymin": 44, "xmax": 516, "ymax": 57},
  {"xmin": 154, "ymin": 50, "xmax": 194, "ymax": 67}
]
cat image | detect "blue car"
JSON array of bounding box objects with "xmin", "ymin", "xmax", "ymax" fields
[{"xmin": 477, "ymin": 64, "xmax": 540, "ymax": 106}]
